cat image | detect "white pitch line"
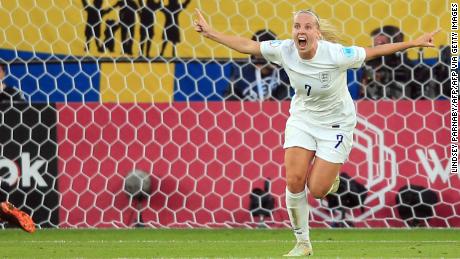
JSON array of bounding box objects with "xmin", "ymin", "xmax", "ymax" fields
[{"xmin": 0, "ymin": 240, "xmax": 458, "ymax": 244}]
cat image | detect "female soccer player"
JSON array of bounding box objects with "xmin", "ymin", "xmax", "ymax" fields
[{"xmin": 194, "ymin": 8, "xmax": 438, "ymax": 256}]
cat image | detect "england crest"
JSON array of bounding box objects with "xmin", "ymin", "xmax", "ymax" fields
[{"xmin": 319, "ymin": 72, "xmax": 331, "ymax": 86}]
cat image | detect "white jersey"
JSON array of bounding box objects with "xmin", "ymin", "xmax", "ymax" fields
[{"xmin": 260, "ymin": 39, "xmax": 366, "ymax": 128}]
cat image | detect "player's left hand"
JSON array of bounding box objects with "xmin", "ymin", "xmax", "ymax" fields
[
  {"xmin": 413, "ymin": 30, "xmax": 440, "ymax": 48},
  {"xmin": 193, "ymin": 9, "xmax": 212, "ymax": 38}
]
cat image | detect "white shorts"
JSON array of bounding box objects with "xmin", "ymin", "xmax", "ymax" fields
[{"xmin": 283, "ymin": 119, "xmax": 354, "ymax": 164}]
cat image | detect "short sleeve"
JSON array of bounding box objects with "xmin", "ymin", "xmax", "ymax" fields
[
  {"xmin": 335, "ymin": 45, "xmax": 366, "ymax": 70},
  {"xmin": 260, "ymin": 40, "xmax": 284, "ymax": 65}
]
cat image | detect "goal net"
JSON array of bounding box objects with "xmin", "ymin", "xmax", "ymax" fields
[{"xmin": 0, "ymin": 0, "xmax": 457, "ymax": 229}]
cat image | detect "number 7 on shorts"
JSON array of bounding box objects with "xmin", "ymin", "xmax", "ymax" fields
[{"xmin": 334, "ymin": 134, "xmax": 343, "ymax": 148}]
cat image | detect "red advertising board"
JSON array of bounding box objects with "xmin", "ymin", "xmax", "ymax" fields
[{"xmin": 57, "ymin": 101, "xmax": 458, "ymax": 228}]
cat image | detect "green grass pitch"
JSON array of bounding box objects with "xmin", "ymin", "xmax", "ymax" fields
[{"xmin": 1, "ymin": 228, "xmax": 459, "ymax": 258}]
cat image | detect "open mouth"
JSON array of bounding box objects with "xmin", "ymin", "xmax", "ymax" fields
[{"xmin": 298, "ymin": 37, "xmax": 307, "ymax": 48}]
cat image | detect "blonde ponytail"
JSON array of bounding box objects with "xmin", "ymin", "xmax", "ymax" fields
[{"xmin": 318, "ymin": 19, "xmax": 341, "ymax": 43}]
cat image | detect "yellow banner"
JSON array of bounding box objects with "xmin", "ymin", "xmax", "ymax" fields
[
  {"xmin": 100, "ymin": 62, "xmax": 174, "ymax": 103},
  {"xmin": 0, "ymin": 0, "xmax": 449, "ymax": 59}
]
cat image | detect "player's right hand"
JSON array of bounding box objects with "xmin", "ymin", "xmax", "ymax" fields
[{"xmin": 194, "ymin": 9, "xmax": 212, "ymax": 37}]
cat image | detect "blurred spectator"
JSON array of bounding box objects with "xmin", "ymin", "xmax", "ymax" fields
[
  {"xmin": 413, "ymin": 45, "xmax": 451, "ymax": 99},
  {"xmin": 436, "ymin": 45, "xmax": 451, "ymax": 98},
  {"xmin": 397, "ymin": 44, "xmax": 450, "ymax": 100},
  {"xmin": 361, "ymin": 25, "xmax": 412, "ymax": 100},
  {"xmin": 224, "ymin": 29, "xmax": 292, "ymax": 101},
  {"xmin": 0, "ymin": 63, "xmax": 25, "ymax": 103}
]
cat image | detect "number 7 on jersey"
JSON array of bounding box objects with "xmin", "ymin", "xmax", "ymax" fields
[{"xmin": 304, "ymin": 84, "xmax": 312, "ymax": 96}]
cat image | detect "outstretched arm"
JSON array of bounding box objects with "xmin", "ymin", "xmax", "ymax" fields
[
  {"xmin": 194, "ymin": 9, "xmax": 261, "ymax": 56},
  {"xmin": 364, "ymin": 30, "xmax": 440, "ymax": 61}
]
